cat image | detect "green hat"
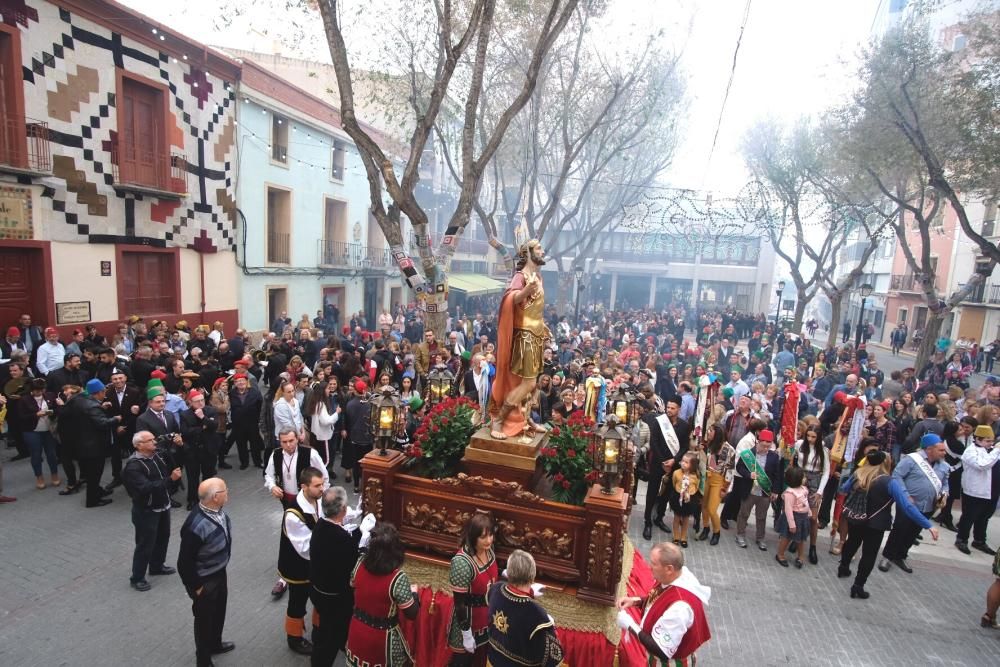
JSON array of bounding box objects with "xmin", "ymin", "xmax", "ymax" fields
[
  {"xmin": 409, "ymin": 396, "xmax": 424, "ymax": 411},
  {"xmin": 147, "ymin": 378, "xmax": 164, "ymax": 389},
  {"xmin": 146, "ymin": 386, "xmax": 165, "ymax": 400},
  {"xmin": 461, "ymin": 350, "xmax": 472, "ymax": 361},
  {"xmin": 722, "ymin": 387, "xmax": 735, "ymax": 398},
  {"xmin": 731, "ymin": 366, "xmax": 743, "ymax": 375}
]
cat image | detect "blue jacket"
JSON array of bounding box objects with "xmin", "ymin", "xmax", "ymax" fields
[{"xmin": 892, "ymin": 451, "xmax": 949, "ymax": 513}]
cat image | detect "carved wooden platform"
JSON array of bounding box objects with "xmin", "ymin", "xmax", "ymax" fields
[
  {"xmin": 361, "ymin": 447, "xmax": 631, "ymax": 606},
  {"xmin": 461, "ymin": 426, "xmax": 544, "ymax": 488}
]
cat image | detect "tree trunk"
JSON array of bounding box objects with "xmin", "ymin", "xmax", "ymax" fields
[
  {"xmin": 424, "ymin": 262, "xmax": 449, "ymax": 340},
  {"xmin": 792, "ymin": 295, "xmax": 807, "ymax": 333},
  {"xmin": 914, "ymin": 310, "xmax": 944, "ymax": 371},
  {"xmin": 826, "ymin": 291, "xmax": 844, "ymax": 349},
  {"xmin": 555, "ymin": 272, "xmax": 573, "ymax": 318}
]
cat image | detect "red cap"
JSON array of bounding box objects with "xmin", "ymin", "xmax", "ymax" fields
[
  {"xmin": 343, "ymin": 326, "xmax": 350, "ymax": 334},
  {"xmin": 233, "ymin": 359, "xmax": 249, "ymax": 368},
  {"xmin": 760, "ymin": 429, "xmax": 774, "ymax": 442},
  {"xmin": 354, "ymin": 380, "xmax": 368, "ymax": 393},
  {"xmin": 233, "ymin": 373, "xmax": 248, "ymax": 381},
  {"xmin": 150, "ymin": 369, "xmax": 168, "ymax": 380},
  {"xmin": 44, "ymin": 327, "xmax": 58, "ymax": 336},
  {"xmin": 213, "ymin": 377, "xmax": 227, "ymax": 390},
  {"xmin": 6, "ymin": 326, "xmax": 19, "ymax": 336},
  {"xmin": 188, "ymin": 389, "xmax": 203, "ymax": 399}
]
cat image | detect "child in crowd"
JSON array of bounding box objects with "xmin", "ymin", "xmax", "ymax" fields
[
  {"xmin": 670, "ymin": 452, "xmax": 702, "ymax": 548},
  {"xmin": 775, "ymin": 466, "xmax": 811, "ymax": 568}
]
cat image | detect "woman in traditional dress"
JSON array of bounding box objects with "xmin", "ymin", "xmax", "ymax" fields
[
  {"xmin": 795, "ymin": 424, "xmax": 829, "ymax": 565},
  {"xmin": 346, "ymin": 523, "xmax": 419, "ymax": 666},
  {"xmin": 447, "ymin": 514, "xmax": 498, "ymax": 666}
]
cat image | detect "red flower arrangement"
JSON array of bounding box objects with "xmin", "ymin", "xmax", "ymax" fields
[
  {"xmin": 406, "ymin": 396, "xmax": 478, "ymax": 478},
  {"xmin": 538, "ymin": 411, "xmax": 598, "ymax": 505}
]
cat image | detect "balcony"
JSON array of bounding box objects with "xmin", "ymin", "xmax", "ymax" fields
[
  {"xmin": 111, "ymin": 141, "xmax": 188, "ymax": 199},
  {"xmin": 890, "ymin": 274, "xmax": 918, "ymax": 292},
  {"xmin": 271, "ymin": 142, "xmax": 287, "ymax": 164},
  {"xmin": 267, "ymin": 232, "xmax": 290, "ymax": 264},
  {"xmin": 963, "ymin": 284, "xmax": 1000, "ymax": 305},
  {"xmin": 0, "ymin": 115, "xmax": 50, "ymax": 175},
  {"xmin": 318, "ymin": 240, "xmax": 392, "ymax": 269}
]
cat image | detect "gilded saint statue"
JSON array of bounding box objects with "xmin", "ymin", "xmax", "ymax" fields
[{"xmin": 488, "ymin": 240, "xmax": 552, "ymax": 440}]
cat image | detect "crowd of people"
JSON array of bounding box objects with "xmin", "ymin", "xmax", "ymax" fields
[{"xmin": 3, "ymin": 299, "xmax": 1000, "ymax": 664}]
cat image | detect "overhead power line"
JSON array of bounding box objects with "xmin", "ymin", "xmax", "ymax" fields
[{"xmin": 703, "ymin": 0, "xmax": 753, "ymax": 184}]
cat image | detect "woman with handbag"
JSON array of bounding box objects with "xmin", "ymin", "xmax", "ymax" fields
[
  {"xmin": 837, "ymin": 449, "xmax": 939, "ymax": 600},
  {"xmin": 698, "ymin": 423, "xmax": 734, "ymax": 545}
]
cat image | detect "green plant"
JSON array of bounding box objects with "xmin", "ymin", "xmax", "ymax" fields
[
  {"xmin": 407, "ymin": 396, "xmax": 477, "ymax": 478},
  {"xmin": 538, "ymin": 412, "xmax": 598, "ymax": 505}
]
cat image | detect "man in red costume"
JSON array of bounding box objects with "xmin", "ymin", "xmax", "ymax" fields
[
  {"xmin": 616, "ymin": 542, "xmax": 711, "ymax": 666},
  {"xmin": 489, "ymin": 240, "xmax": 552, "ymax": 439}
]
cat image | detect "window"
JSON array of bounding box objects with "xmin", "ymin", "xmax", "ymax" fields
[
  {"xmin": 266, "ymin": 187, "xmax": 291, "ymax": 264},
  {"xmin": 271, "ymin": 114, "xmax": 288, "ymax": 164},
  {"xmin": 117, "ymin": 74, "xmax": 174, "ymax": 190},
  {"xmin": 321, "ymin": 198, "xmax": 347, "ymax": 265},
  {"xmin": 953, "ymin": 34, "xmax": 967, "ymax": 51},
  {"xmin": 331, "ymin": 139, "xmax": 347, "ymax": 181},
  {"xmin": 0, "ymin": 25, "xmax": 47, "ymax": 172},
  {"xmin": 120, "ymin": 250, "xmax": 178, "ymax": 315},
  {"xmin": 897, "ymin": 308, "xmax": 908, "ymax": 326}
]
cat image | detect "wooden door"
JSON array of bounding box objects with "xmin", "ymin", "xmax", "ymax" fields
[
  {"xmin": 0, "ymin": 247, "xmax": 41, "ymax": 326},
  {"xmin": 121, "ymin": 79, "xmax": 162, "ymax": 188}
]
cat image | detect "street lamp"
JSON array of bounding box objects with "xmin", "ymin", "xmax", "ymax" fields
[
  {"xmin": 774, "ymin": 280, "xmax": 786, "ymax": 326},
  {"xmin": 854, "ymin": 283, "xmax": 874, "ymax": 348},
  {"xmin": 574, "ymin": 265, "xmax": 586, "ymax": 328}
]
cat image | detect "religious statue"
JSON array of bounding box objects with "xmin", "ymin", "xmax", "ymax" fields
[
  {"xmin": 583, "ymin": 363, "xmax": 607, "ymax": 424},
  {"xmin": 489, "ymin": 239, "xmax": 552, "ymax": 440}
]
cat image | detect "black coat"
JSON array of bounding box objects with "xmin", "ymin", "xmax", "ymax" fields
[
  {"xmin": 179, "ymin": 405, "xmax": 220, "ymax": 452},
  {"xmin": 343, "ymin": 396, "xmax": 372, "ymax": 446},
  {"xmin": 45, "ymin": 366, "xmax": 91, "ymax": 394},
  {"xmin": 733, "ymin": 449, "xmax": 782, "ymax": 500},
  {"xmin": 17, "ymin": 391, "xmax": 58, "ymax": 431},
  {"xmin": 59, "ymin": 393, "xmax": 117, "ymax": 459},
  {"xmin": 229, "ymin": 386, "xmax": 263, "ymax": 432},
  {"xmin": 107, "ymin": 385, "xmax": 145, "ymax": 434},
  {"xmin": 643, "ymin": 412, "xmax": 690, "ymax": 467}
]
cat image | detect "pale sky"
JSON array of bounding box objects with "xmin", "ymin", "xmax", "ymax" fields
[{"xmin": 123, "ymin": 0, "xmax": 878, "ymax": 197}]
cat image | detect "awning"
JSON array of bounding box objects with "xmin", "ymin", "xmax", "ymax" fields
[{"xmin": 448, "ymin": 273, "xmax": 506, "ymax": 296}]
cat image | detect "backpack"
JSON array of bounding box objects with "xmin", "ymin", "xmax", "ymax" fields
[{"xmin": 842, "ymin": 475, "xmax": 892, "ymax": 524}]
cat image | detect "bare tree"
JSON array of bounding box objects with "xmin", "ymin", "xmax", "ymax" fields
[
  {"xmin": 832, "ymin": 16, "xmax": 1000, "ymax": 367},
  {"xmin": 314, "ymin": 0, "xmax": 580, "ymax": 336}
]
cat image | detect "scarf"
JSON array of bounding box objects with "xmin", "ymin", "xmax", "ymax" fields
[{"xmin": 739, "ymin": 448, "xmax": 772, "ymax": 495}]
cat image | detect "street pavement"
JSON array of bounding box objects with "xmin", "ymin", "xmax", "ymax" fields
[{"xmin": 1, "ymin": 449, "xmax": 998, "ymax": 666}]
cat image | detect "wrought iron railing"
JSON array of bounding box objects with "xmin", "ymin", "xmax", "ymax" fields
[
  {"xmin": 318, "ymin": 240, "xmax": 392, "ymax": 269},
  {"xmin": 0, "ymin": 114, "xmax": 50, "ymax": 172},
  {"xmin": 111, "ymin": 141, "xmax": 187, "ymax": 193}
]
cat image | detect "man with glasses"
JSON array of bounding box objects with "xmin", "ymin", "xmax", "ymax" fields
[
  {"xmin": 178, "ymin": 477, "xmax": 234, "ymax": 667},
  {"xmin": 122, "ymin": 430, "xmax": 183, "ymax": 591}
]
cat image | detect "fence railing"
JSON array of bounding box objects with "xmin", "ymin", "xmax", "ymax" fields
[
  {"xmin": 0, "ymin": 115, "xmax": 50, "ymax": 172},
  {"xmin": 268, "ymin": 232, "xmax": 290, "ymax": 264},
  {"xmin": 318, "ymin": 239, "xmax": 392, "ymax": 269},
  {"xmin": 111, "ymin": 141, "xmax": 187, "ymax": 193}
]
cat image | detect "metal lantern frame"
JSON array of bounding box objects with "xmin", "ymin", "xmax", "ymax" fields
[
  {"xmin": 426, "ymin": 362, "xmax": 454, "ymax": 407},
  {"xmin": 606, "ymin": 383, "xmax": 641, "ymax": 430},
  {"xmin": 591, "ymin": 416, "xmax": 627, "ymax": 494},
  {"xmin": 368, "ymin": 385, "xmax": 404, "ymax": 456}
]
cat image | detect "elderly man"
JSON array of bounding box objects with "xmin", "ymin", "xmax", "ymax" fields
[
  {"xmin": 616, "ymin": 542, "xmax": 711, "ymax": 666},
  {"xmin": 956, "ymin": 425, "xmax": 1000, "ymax": 556},
  {"xmin": 122, "ymin": 431, "xmax": 183, "ymax": 591},
  {"xmin": 180, "ymin": 389, "xmax": 220, "ymax": 511},
  {"xmin": 309, "ymin": 487, "xmax": 373, "ymax": 667},
  {"xmin": 178, "ymin": 478, "xmax": 234, "ymax": 667},
  {"xmin": 35, "ymin": 327, "xmax": 65, "ymax": 377},
  {"xmin": 486, "ymin": 549, "xmax": 564, "ymax": 667},
  {"xmin": 878, "ymin": 433, "xmax": 950, "ymax": 574},
  {"xmin": 734, "ymin": 429, "xmax": 781, "ymax": 550},
  {"xmin": 824, "ymin": 373, "xmax": 859, "ymax": 409}
]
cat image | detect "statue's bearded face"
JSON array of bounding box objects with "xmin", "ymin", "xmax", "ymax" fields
[{"xmin": 530, "ymin": 243, "xmax": 547, "ymax": 266}]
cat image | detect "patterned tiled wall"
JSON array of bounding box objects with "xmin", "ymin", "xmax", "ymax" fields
[{"xmin": 4, "ymin": 0, "xmax": 237, "ymax": 251}]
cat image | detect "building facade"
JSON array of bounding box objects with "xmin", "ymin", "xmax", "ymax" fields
[
  {"xmin": 233, "ymin": 60, "xmax": 401, "ymax": 335},
  {"xmin": 0, "ymin": 0, "xmax": 239, "ymax": 335}
]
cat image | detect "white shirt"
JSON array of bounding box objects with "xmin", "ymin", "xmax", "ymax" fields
[
  {"xmin": 263, "ymin": 447, "xmax": 329, "ymax": 495},
  {"xmin": 208, "ymin": 330, "xmax": 222, "ymax": 345},
  {"xmin": 284, "ymin": 490, "xmax": 325, "ymax": 559},
  {"xmin": 36, "ymin": 341, "xmax": 66, "ymax": 376},
  {"xmin": 961, "ymin": 445, "xmax": 1000, "ymax": 500},
  {"xmin": 796, "ymin": 440, "xmax": 830, "ymax": 496}
]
